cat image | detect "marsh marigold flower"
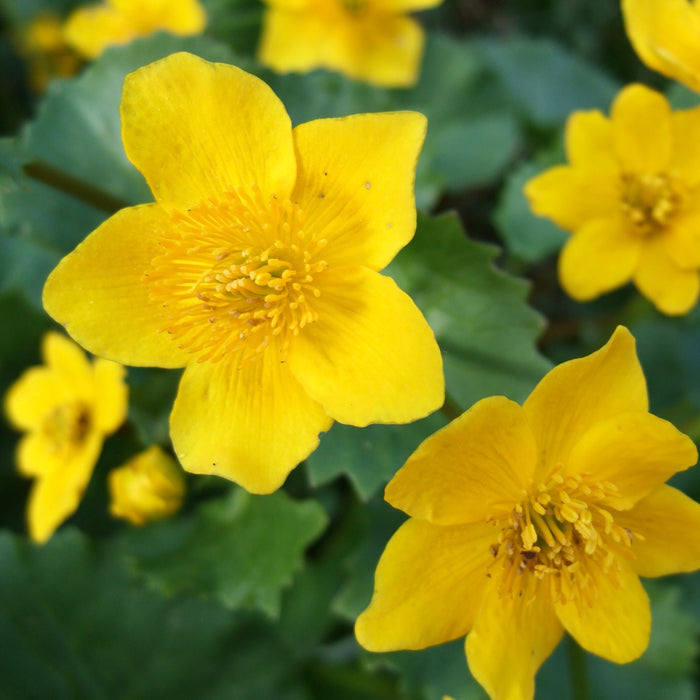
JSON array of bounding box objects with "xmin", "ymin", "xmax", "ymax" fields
[
  {"xmin": 4, "ymin": 332, "xmax": 128, "ymax": 544},
  {"xmin": 356, "ymin": 327, "xmax": 700, "ymax": 700},
  {"xmin": 43, "ymin": 52, "xmax": 444, "ymax": 494},
  {"xmin": 525, "ymin": 84, "xmax": 700, "ymax": 315},
  {"xmin": 623, "ymin": 0, "xmax": 700, "ymax": 94},
  {"xmin": 258, "ymin": 0, "xmax": 441, "ymax": 87},
  {"xmin": 64, "ymin": 0, "xmax": 206, "ymax": 59},
  {"xmin": 109, "ymin": 445, "xmax": 185, "ymax": 525}
]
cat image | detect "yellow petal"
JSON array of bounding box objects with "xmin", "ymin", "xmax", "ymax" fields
[
  {"xmin": 27, "ymin": 430, "xmax": 103, "ymax": 544},
  {"xmin": 92, "ymin": 359, "xmax": 128, "ymax": 434},
  {"xmin": 355, "ymin": 518, "xmax": 493, "ymax": 651},
  {"xmin": 117, "ymin": 0, "xmax": 207, "ymax": 35},
  {"xmin": 4, "ymin": 367, "xmax": 68, "ymax": 431},
  {"xmin": 121, "ymin": 52, "xmax": 296, "ymax": 208},
  {"xmin": 622, "ymin": 0, "xmax": 700, "ymax": 94},
  {"xmin": 611, "ymin": 84, "xmax": 672, "ymax": 174},
  {"xmin": 566, "ymin": 413, "xmax": 697, "ymax": 509},
  {"xmin": 524, "ymin": 166, "xmax": 619, "ymax": 231},
  {"xmin": 664, "ymin": 205, "xmax": 700, "ymax": 270},
  {"xmin": 287, "ymin": 266, "xmax": 443, "ymax": 426},
  {"xmin": 466, "ymin": 576, "xmax": 563, "ymax": 700},
  {"xmin": 566, "ymin": 110, "xmax": 616, "ymax": 170},
  {"xmin": 292, "ymin": 112, "xmax": 426, "ymax": 271},
  {"xmin": 377, "ymin": 0, "xmax": 443, "ymax": 11},
  {"xmin": 170, "ymin": 347, "xmax": 332, "ymax": 493},
  {"xmin": 670, "ymin": 106, "xmax": 700, "ymax": 186},
  {"xmin": 554, "ymin": 558, "xmax": 650, "ymax": 664},
  {"xmin": 633, "ymin": 236, "xmax": 700, "ymax": 315},
  {"xmin": 385, "ymin": 397, "xmax": 538, "ymax": 524},
  {"xmin": 558, "ymin": 216, "xmax": 640, "ymax": 300},
  {"xmin": 616, "ymin": 485, "xmax": 700, "ymax": 577},
  {"xmin": 16, "ymin": 432, "xmax": 65, "ymax": 478},
  {"xmin": 63, "ymin": 4, "xmax": 131, "ymax": 59},
  {"xmin": 43, "ymin": 204, "xmax": 191, "ymax": 368},
  {"xmin": 523, "ymin": 327, "xmax": 648, "ymax": 479},
  {"xmin": 43, "ymin": 331, "xmax": 93, "ymax": 398}
]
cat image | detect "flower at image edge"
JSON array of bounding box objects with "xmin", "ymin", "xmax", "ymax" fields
[
  {"xmin": 525, "ymin": 83, "xmax": 700, "ymax": 315},
  {"xmin": 64, "ymin": 0, "xmax": 206, "ymax": 60},
  {"xmin": 43, "ymin": 52, "xmax": 444, "ymax": 495},
  {"xmin": 356, "ymin": 327, "xmax": 700, "ymax": 700},
  {"xmin": 109, "ymin": 445, "xmax": 185, "ymax": 525},
  {"xmin": 258, "ymin": 0, "xmax": 443, "ymax": 87},
  {"xmin": 4, "ymin": 332, "xmax": 128, "ymax": 544},
  {"xmin": 622, "ymin": 0, "xmax": 700, "ymax": 93}
]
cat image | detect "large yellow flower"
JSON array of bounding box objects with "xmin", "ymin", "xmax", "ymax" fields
[
  {"xmin": 525, "ymin": 83, "xmax": 700, "ymax": 315},
  {"xmin": 4, "ymin": 332, "xmax": 128, "ymax": 544},
  {"xmin": 622, "ymin": 0, "xmax": 700, "ymax": 93},
  {"xmin": 64, "ymin": 0, "xmax": 206, "ymax": 59},
  {"xmin": 356, "ymin": 327, "xmax": 700, "ymax": 700},
  {"xmin": 43, "ymin": 52, "xmax": 444, "ymax": 495},
  {"xmin": 258, "ymin": 0, "xmax": 442, "ymax": 87}
]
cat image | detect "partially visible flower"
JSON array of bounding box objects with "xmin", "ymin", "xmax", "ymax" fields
[
  {"xmin": 4, "ymin": 332, "xmax": 128, "ymax": 544},
  {"xmin": 64, "ymin": 0, "xmax": 206, "ymax": 60},
  {"xmin": 525, "ymin": 83, "xmax": 700, "ymax": 315},
  {"xmin": 258, "ymin": 0, "xmax": 442, "ymax": 87},
  {"xmin": 16, "ymin": 12, "xmax": 82, "ymax": 92},
  {"xmin": 43, "ymin": 53, "xmax": 444, "ymax": 495},
  {"xmin": 622, "ymin": 0, "xmax": 700, "ymax": 93},
  {"xmin": 356, "ymin": 327, "xmax": 700, "ymax": 700},
  {"xmin": 109, "ymin": 445, "xmax": 185, "ymax": 525}
]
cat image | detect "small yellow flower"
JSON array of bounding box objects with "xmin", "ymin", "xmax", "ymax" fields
[
  {"xmin": 109, "ymin": 445, "xmax": 185, "ymax": 525},
  {"xmin": 64, "ymin": 0, "xmax": 206, "ymax": 60},
  {"xmin": 524, "ymin": 83, "xmax": 700, "ymax": 315},
  {"xmin": 258, "ymin": 0, "xmax": 442, "ymax": 87},
  {"xmin": 622, "ymin": 0, "xmax": 700, "ymax": 93},
  {"xmin": 43, "ymin": 52, "xmax": 444, "ymax": 495},
  {"xmin": 356, "ymin": 327, "xmax": 700, "ymax": 700},
  {"xmin": 4, "ymin": 332, "xmax": 128, "ymax": 544}
]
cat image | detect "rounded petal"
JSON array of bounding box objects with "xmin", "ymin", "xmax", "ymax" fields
[
  {"xmin": 664, "ymin": 204, "xmax": 700, "ymax": 270},
  {"xmin": 567, "ymin": 412, "xmax": 697, "ymax": 509},
  {"xmin": 566, "ymin": 110, "xmax": 616, "ymax": 170},
  {"xmin": 616, "ymin": 485, "xmax": 700, "ymax": 577},
  {"xmin": 287, "ymin": 267, "xmax": 444, "ymax": 427},
  {"xmin": 523, "ymin": 327, "xmax": 648, "ymax": 479},
  {"xmin": 524, "ymin": 166, "xmax": 620, "ymax": 232},
  {"xmin": 633, "ymin": 236, "xmax": 700, "ymax": 315},
  {"xmin": 27, "ymin": 431, "xmax": 103, "ymax": 544},
  {"xmin": 670, "ymin": 106, "xmax": 700, "ymax": 186},
  {"xmin": 4, "ymin": 367, "xmax": 68, "ymax": 431},
  {"xmin": 466, "ymin": 577, "xmax": 564, "ymax": 700},
  {"xmin": 16, "ymin": 433, "xmax": 65, "ymax": 478},
  {"xmin": 43, "ymin": 331, "xmax": 94, "ymax": 398},
  {"xmin": 120, "ymin": 52, "xmax": 296, "ymax": 208},
  {"xmin": 292, "ymin": 112, "xmax": 426, "ymax": 271},
  {"xmin": 43, "ymin": 204, "xmax": 191, "ymax": 368},
  {"xmin": 622, "ymin": 0, "xmax": 700, "ymax": 94},
  {"xmin": 554, "ymin": 558, "xmax": 650, "ymax": 664},
  {"xmin": 385, "ymin": 397, "xmax": 538, "ymax": 524},
  {"xmin": 355, "ymin": 518, "xmax": 494, "ymax": 651},
  {"xmin": 64, "ymin": 5, "xmax": 131, "ymax": 59},
  {"xmin": 558, "ymin": 217, "xmax": 640, "ymax": 300},
  {"xmin": 170, "ymin": 350, "xmax": 333, "ymax": 494},
  {"xmin": 611, "ymin": 84, "xmax": 672, "ymax": 173},
  {"xmin": 92, "ymin": 359, "xmax": 128, "ymax": 434}
]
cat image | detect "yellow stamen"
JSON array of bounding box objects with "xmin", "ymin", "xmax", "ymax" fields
[{"xmin": 620, "ymin": 172, "xmax": 683, "ymax": 235}]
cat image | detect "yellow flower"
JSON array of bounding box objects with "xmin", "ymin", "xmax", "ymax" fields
[
  {"xmin": 622, "ymin": 0, "xmax": 700, "ymax": 93},
  {"xmin": 4, "ymin": 332, "xmax": 128, "ymax": 544},
  {"xmin": 524, "ymin": 83, "xmax": 700, "ymax": 315},
  {"xmin": 356, "ymin": 327, "xmax": 700, "ymax": 700},
  {"xmin": 43, "ymin": 52, "xmax": 444, "ymax": 495},
  {"xmin": 109, "ymin": 445, "xmax": 185, "ymax": 525},
  {"xmin": 258, "ymin": 0, "xmax": 442, "ymax": 87},
  {"xmin": 64, "ymin": 0, "xmax": 206, "ymax": 59}
]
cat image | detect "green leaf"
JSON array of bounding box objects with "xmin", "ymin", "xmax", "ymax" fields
[
  {"xmin": 124, "ymin": 489, "xmax": 328, "ymax": 617},
  {"xmin": 389, "ymin": 212, "xmax": 551, "ymax": 411}
]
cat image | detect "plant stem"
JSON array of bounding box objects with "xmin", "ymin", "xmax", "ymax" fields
[{"xmin": 566, "ymin": 637, "xmax": 590, "ymax": 700}]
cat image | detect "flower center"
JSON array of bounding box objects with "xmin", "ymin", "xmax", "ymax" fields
[
  {"xmin": 146, "ymin": 188, "xmax": 328, "ymax": 365},
  {"xmin": 488, "ymin": 471, "xmax": 641, "ymax": 610},
  {"xmin": 340, "ymin": 0, "xmax": 368, "ymax": 14},
  {"xmin": 619, "ymin": 172, "xmax": 683, "ymax": 235},
  {"xmin": 43, "ymin": 401, "xmax": 91, "ymax": 452}
]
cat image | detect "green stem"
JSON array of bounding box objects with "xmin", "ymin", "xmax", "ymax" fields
[
  {"xmin": 23, "ymin": 160, "xmax": 129, "ymax": 214},
  {"xmin": 566, "ymin": 637, "xmax": 590, "ymax": 700},
  {"xmin": 440, "ymin": 392, "xmax": 463, "ymax": 422}
]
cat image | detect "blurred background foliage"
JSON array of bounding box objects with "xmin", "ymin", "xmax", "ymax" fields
[{"xmin": 1, "ymin": 0, "xmax": 699, "ymax": 698}]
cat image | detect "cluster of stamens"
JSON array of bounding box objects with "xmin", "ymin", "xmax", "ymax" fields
[
  {"xmin": 619, "ymin": 172, "xmax": 683, "ymax": 235},
  {"xmin": 43, "ymin": 402, "xmax": 90, "ymax": 453},
  {"xmin": 488, "ymin": 470, "xmax": 641, "ymax": 611},
  {"xmin": 146, "ymin": 187, "xmax": 328, "ymax": 364}
]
